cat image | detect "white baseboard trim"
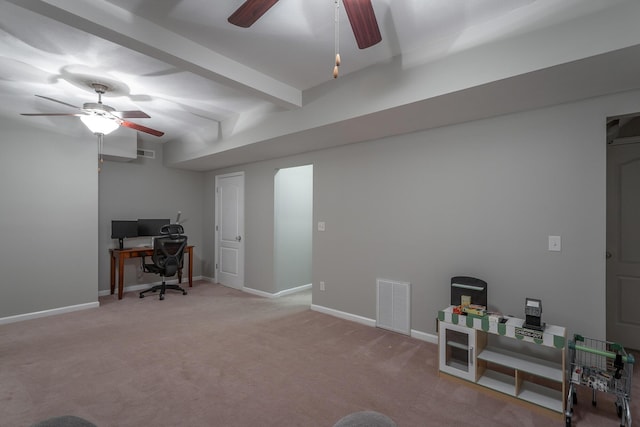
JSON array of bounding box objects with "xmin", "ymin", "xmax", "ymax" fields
[
  {"xmin": 310, "ymin": 304, "xmax": 437, "ymax": 344},
  {"xmin": 0, "ymin": 302, "xmax": 99, "ymax": 325},
  {"xmin": 242, "ymin": 283, "xmax": 312, "ymax": 298},
  {"xmin": 310, "ymin": 304, "xmax": 376, "ymax": 327},
  {"xmin": 98, "ymin": 276, "xmax": 204, "ymax": 297},
  {"xmin": 411, "ymin": 329, "xmax": 438, "ymax": 344}
]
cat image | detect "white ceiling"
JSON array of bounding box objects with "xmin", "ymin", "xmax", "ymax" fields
[{"xmin": 1, "ymin": 0, "xmax": 639, "ymax": 171}]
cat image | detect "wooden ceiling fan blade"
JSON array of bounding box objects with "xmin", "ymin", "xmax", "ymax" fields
[
  {"xmin": 112, "ymin": 110, "xmax": 151, "ymax": 119},
  {"xmin": 20, "ymin": 113, "xmax": 82, "ymax": 116},
  {"xmin": 343, "ymin": 0, "xmax": 382, "ymax": 49},
  {"xmin": 35, "ymin": 94, "xmax": 80, "ymax": 109},
  {"xmin": 120, "ymin": 120, "xmax": 165, "ymax": 137},
  {"xmin": 228, "ymin": 0, "xmax": 279, "ymax": 28}
]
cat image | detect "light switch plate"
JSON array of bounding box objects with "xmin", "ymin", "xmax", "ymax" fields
[
  {"xmin": 548, "ymin": 235, "xmax": 561, "ymax": 252},
  {"xmin": 318, "ymin": 221, "xmax": 325, "ymax": 232}
]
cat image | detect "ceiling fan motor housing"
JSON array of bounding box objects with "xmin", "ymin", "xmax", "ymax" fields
[
  {"xmin": 82, "ymin": 102, "xmax": 121, "ymax": 125},
  {"xmin": 83, "ymin": 102, "xmax": 115, "ymax": 114}
]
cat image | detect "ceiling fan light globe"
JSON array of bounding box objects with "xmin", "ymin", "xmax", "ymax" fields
[{"xmin": 80, "ymin": 114, "xmax": 119, "ymax": 135}]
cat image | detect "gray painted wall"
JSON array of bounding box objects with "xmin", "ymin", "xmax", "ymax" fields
[
  {"xmin": 309, "ymin": 99, "xmax": 606, "ymax": 338},
  {"xmin": 204, "ymin": 89, "xmax": 640, "ymax": 339},
  {"xmin": 0, "ymin": 118, "xmax": 98, "ymax": 317},
  {"xmin": 98, "ymin": 139, "xmax": 205, "ymax": 292},
  {"xmin": 4, "ymin": 87, "xmax": 640, "ymax": 343},
  {"xmin": 274, "ymin": 165, "xmax": 313, "ymax": 292}
]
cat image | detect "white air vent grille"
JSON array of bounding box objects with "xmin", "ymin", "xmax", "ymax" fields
[
  {"xmin": 137, "ymin": 149, "xmax": 156, "ymax": 159},
  {"xmin": 376, "ymin": 279, "xmax": 411, "ymax": 335}
]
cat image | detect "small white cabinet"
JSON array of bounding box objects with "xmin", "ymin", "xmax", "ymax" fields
[
  {"xmin": 438, "ymin": 306, "xmax": 566, "ymax": 416},
  {"xmin": 438, "ymin": 321, "xmax": 478, "ymax": 381}
]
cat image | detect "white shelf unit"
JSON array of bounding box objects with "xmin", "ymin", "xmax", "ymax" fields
[
  {"xmin": 438, "ymin": 306, "xmax": 567, "ymax": 415},
  {"xmin": 477, "ymin": 347, "xmax": 564, "ymax": 412}
]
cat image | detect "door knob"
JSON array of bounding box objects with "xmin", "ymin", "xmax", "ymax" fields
[
  {"xmin": 606, "ymin": 251, "xmax": 612, "ymax": 259},
  {"xmin": 236, "ymin": 235, "xmax": 242, "ymax": 242}
]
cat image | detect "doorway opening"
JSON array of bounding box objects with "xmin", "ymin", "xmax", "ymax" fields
[{"xmin": 274, "ymin": 164, "xmax": 313, "ymax": 304}]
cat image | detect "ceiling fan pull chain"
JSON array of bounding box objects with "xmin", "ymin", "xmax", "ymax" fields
[
  {"xmin": 333, "ymin": 0, "xmax": 340, "ymax": 78},
  {"xmin": 97, "ymin": 133, "xmax": 104, "ymax": 173}
]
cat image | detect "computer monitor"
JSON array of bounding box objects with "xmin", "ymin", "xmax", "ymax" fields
[
  {"xmin": 137, "ymin": 218, "xmax": 170, "ymax": 236},
  {"xmin": 111, "ymin": 220, "xmax": 138, "ymax": 249}
]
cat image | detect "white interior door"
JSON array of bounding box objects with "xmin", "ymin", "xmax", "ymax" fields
[
  {"xmin": 215, "ymin": 172, "xmax": 244, "ymax": 289},
  {"xmin": 607, "ymin": 142, "xmax": 640, "ymax": 350}
]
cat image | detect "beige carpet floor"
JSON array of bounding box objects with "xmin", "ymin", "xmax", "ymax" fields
[{"xmin": 0, "ymin": 282, "xmax": 637, "ymax": 426}]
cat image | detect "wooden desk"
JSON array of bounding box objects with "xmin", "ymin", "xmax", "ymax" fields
[{"xmin": 109, "ymin": 245, "xmax": 194, "ymax": 300}]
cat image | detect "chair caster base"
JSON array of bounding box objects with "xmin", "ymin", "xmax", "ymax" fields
[{"xmin": 139, "ymin": 283, "xmax": 187, "ymax": 301}]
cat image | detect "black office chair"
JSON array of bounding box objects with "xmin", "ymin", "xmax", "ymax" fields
[{"xmin": 139, "ymin": 224, "xmax": 188, "ymax": 300}]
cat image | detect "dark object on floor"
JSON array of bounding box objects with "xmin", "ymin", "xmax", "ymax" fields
[
  {"xmin": 31, "ymin": 415, "xmax": 97, "ymax": 427},
  {"xmin": 333, "ymin": 410, "xmax": 397, "ymax": 427}
]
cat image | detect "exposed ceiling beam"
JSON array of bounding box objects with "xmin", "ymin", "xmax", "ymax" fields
[
  {"xmin": 8, "ymin": 0, "xmax": 302, "ymax": 109},
  {"xmin": 167, "ymin": 41, "xmax": 640, "ymax": 171}
]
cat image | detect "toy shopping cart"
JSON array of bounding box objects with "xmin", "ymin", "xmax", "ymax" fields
[{"xmin": 565, "ymin": 334, "xmax": 634, "ymax": 427}]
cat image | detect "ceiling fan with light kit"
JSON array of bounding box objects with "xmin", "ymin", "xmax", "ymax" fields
[
  {"xmin": 20, "ymin": 82, "xmax": 164, "ymax": 137},
  {"xmin": 20, "ymin": 82, "xmax": 164, "ymax": 171}
]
